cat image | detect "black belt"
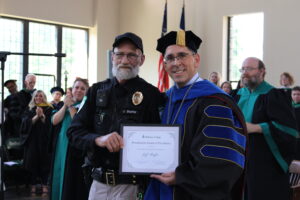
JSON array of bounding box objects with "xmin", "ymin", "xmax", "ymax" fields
[{"xmin": 91, "ymin": 168, "xmax": 143, "ymax": 186}]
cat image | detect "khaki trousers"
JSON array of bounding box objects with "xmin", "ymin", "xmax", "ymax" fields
[{"xmin": 88, "ymin": 180, "xmax": 138, "ymax": 200}]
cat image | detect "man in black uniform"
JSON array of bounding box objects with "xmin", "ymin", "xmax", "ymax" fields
[{"xmin": 67, "ymin": 32, "xmax": 164, "ymax": 200}]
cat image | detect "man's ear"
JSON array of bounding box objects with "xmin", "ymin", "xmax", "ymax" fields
[
  {"xmin": 163, "ymin": 61, "xmax": 167, "ymax": 70},
  {"xmin": 194, "ymin": 53, "xmax": 200, "ymax": 70},
  {"xmin": 139, "ymin": 54, "xmax": 145, "ymax": 66},
  {"xmin": 111, "ymin": 51, "xmax": 114, "ymax": 63}
]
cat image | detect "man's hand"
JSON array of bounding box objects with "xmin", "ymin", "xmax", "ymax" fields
[
  {"xmin": 150, "ymin": 172, "xmax": 176, "ymax": 185},
  {"xmin": 246, "ymin": 122, "xmax": 262, "ymax": 134},
  {"xmin": 95, "ymin": 132, "xmax": 124, "ymax": 152}
]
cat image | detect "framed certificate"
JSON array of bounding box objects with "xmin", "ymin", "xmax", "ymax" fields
[{"xmin": 120, "ymin": 124, "xmax": 181, "ymax": 175}]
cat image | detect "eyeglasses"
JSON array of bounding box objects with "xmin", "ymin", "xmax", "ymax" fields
[
  {"xmin": 164, "ymin": 52, "xmax": 195, "ymax": 64},
  {"xmin": 113, "ymin": 52, "xmax": 140, "ymax": 62},
  {"xmin": 239, "ymin": 67, "xmax": 259, "ymax": 73}
]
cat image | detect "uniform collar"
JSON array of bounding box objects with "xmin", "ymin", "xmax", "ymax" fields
[{"xmin": 113, "ymin": 76, "xmax": 141, "ymax": 90}]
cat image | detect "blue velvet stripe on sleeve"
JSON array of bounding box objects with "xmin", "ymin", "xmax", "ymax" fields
[
  {"xmin": 200, "ymin": 145, "xmax": 245, "ymax": 168},
  {"xmin": 204, "ymin": 105, "xmax": 243, "ymax": 128},
  {"xmin": 203, "ymin": 125, "xmax": 246, "ymax": 149}
]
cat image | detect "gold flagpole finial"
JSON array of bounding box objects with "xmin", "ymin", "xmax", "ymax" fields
[{"xmin": 176, "ymin": 30, "xmax": 186, "ymax": 46}]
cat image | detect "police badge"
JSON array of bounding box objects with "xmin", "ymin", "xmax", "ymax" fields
[{"xmin": 132, "ymin": 91, "xmax": 143, "ymax": 105}]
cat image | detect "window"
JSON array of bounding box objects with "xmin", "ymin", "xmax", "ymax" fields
[
  {"xmin": 0, "ymin": 17, "xmax": 88, "ymax": 99},
  {"xmin": 227, "ymin": 13, "xmax": 264, "ymax": 86},
  {"xmin": 62, "ymin": 27, "xmax": 88, "ymax": 90},
  {"xmin": 0, "ymin": 18, "xmax": 23, "ymax": 96}
]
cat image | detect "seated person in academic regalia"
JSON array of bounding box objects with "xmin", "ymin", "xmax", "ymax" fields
[{"xmin": 50, "ymin": 86, "xmax": 65, "ymax": 110}]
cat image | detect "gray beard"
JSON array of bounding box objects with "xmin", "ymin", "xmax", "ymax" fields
[
  {"xmin": 112, "ymin": 64, "xmax": 139, "ymax": 81},
  {"xmin": 243, "ymin": 76, "xmax": 259, "ymax": 89}
]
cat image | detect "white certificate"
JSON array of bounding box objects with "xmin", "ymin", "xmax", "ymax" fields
[{"xmin": 120, "ymin": 124, "xmax": 180, "ymax": 174}]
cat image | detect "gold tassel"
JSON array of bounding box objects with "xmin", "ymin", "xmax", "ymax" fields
[{"xmin": 176, "ymin": 30, "xmax": 186, "ymax": 46}]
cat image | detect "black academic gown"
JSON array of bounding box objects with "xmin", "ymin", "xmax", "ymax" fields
[
  {"xmin": 49, "ymin": 104, "xmax": 89, "ymax": 200},
  {"xmin": 236, "ymin": 81, "xmax": 298, "ymax": 200},
  {"xmin": 62, "ymin": 145, "xmax": 89, "ymax": 200},
  {"xmin": 293, "ymin": 105, "xmax": 300, "ymax": 160},
  {"xmin": 21, "ymin": 105, "xmax": 53, "ymax": 184}
]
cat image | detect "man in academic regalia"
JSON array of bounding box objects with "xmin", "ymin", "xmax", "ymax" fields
[
  {"xmin": 144, "ymin": 30, "xmax": 247, "ymax": 200},
  {"xmin": 236, "ymin": 57, "xmax": 298, "ymax": 200},
  {"xmin": 8, "ymin": 74, "xmax": 36, "ymax": 135}
]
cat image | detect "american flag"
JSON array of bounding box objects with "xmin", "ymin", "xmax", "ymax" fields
[{"xmin": 157, "ymin": 0, "xmax": 169, "ymax": 92}]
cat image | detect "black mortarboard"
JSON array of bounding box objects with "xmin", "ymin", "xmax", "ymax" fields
[
  {"xmin": 50, "ymin": 86, "xmax": 65, "ymax": 95},
  {"xmin": 156, "ymin": 30, "xmax": 202, "ymax": 54},
  {"xmin": 4, "ymin": 79, "xmax": 17, "ymax": 87},
  {"xmin": 113, "ymin": 32, "xmax": 144, "ymax": 53}
]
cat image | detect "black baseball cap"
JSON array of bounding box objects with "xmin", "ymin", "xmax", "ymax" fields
[
  {"xmin": 4, "ymin": 79, "xmax": 17, "ymax": 87},
  {"xmin": 113, "ymin": 32, "xmax": 144, "ymax": 53},
  {"xmin": 157, "ymin": 30, "xmax": 202, "ymax": 54}
]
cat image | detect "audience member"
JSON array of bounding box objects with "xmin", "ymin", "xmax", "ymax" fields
[
  {"xmin": 235, "ymin": 57, "xmax": 298, "ymax": 200},
  {"xmin": 3, "ymin": 80, "xmax": 19, "ymax": 139},
  {"xmin": 280, "ymin": 72, "xmax": 294, "ymax": 88},
  {"xmin": 50, "ymin": 78, "xmax": 89, "ymax": 200},
  {"xmin": 5, "ymin": 74, "xmax": 36, "ymax": 141},
  {"xmin": 50, "ymin": 86, "xmax": 65, "ymax": 110},
  {"xmin": 66, "ymin": 87, "xmax": 72, "ymax": 96},
  {"xmin": 279, "ymin": 72, "xmax": 294, "ymax": 101},
  {"xmin": 220, "ymin": 81, "xmax": 232, "ymax": 95},
  {"xmin": 20, "ymin": 90, "xmax": 53, "ymax": 197},
  {"xmin": 4, "ymin": 79, "xmax": 18, "ymax": 95},
  {"xmin": 208, "ymin": 71, "xmax": 221, "ymax": 86}
]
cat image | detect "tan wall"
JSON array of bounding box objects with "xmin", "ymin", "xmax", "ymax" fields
[
  {"xmin": 118, "ymin": 0, "xmax": 200, "ymax": 86},
  {"xmin": 0, "ymin": 0, "xmax": 94, "ymax": 27},
  {"xmin": 1, "ymin": 0, "xmax": 300, "ymax": 87},
  {"xmin": 118, "ymin": 0, "xmax": 300, "ymax": 87},
  {"xmin": 195, "ymin": 0, "xmax": 300, "ymax": 86},
  {"xmin": 92, "ymin": 0, "xmax": 119, "ymax": 83}
]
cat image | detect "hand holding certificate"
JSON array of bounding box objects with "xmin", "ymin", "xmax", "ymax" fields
[{"xmin": 120, "ymin": 124, "xmax": 180, "ymax": 174}]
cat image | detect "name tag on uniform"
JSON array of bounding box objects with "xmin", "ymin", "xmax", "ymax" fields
[{"xmin": 122, "ymin": 109, "xmax": 138, "ymax": 114}]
